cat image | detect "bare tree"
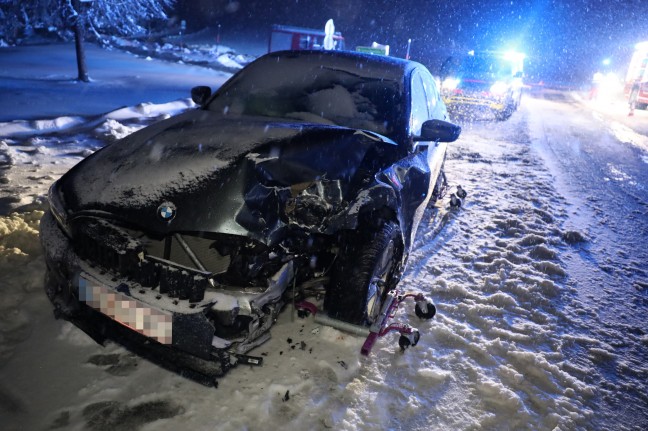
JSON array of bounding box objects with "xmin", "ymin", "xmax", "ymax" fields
[
  {"xmin": 69, "ymin": 0, "xmax": 89, "ymax": 81},
  {"xmin": 0, "ymin": 0, "xmax": 175, "ymax": 82}
]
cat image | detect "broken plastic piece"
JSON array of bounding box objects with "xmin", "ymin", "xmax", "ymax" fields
[
  {"xmin": 398, "ymin": 330, "xmax": 420, "ymax": 350},
  {"xmin": 233, "ymin": 353, "xmax": 264, "ymax": 366},
  {"xmin": 414, "ymin": 301, "xmax": 437, "ymax": 319},
  {"xmin": 295, "ymin": 300, "xmax": 319, "ymax": 317}
]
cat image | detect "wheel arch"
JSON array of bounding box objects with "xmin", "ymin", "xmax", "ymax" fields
[
  {"xmin": 324, "ymin": 220, "xmax": 406, "ymax": 325},
  {"xmin": 326, "ymin": 182, "xmax": 411, "ymax": 254}
]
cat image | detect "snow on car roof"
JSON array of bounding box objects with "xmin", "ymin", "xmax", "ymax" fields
[{"xmin": 263, "ymin": 49, "xmax": 418, "ymax": 80}]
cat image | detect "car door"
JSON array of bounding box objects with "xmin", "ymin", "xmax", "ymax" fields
[
  {"xmin": 388, "ymin": 68, "xmax": 441, "ymax": 249},
  {"xmin": 418, "ymin": 68, "xmax": 448, "ymax": 188}
]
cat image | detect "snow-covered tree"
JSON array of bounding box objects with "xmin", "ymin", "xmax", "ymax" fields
[
  {"xmin": 0, "ymin": 0, "xmax": 175, "ymax": 81},
  {"xmin": 1, "ymin": 0, "xmax": 175, "ymax": 41}
]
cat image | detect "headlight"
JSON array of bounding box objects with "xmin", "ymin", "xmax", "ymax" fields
[
  {"xmin": 489, "ymin": 81, "xmax": 508, "ymax": 96},
  {"xmin": 48, "ymin": 182, "xmax": 71, "ymax": 236},
  {"xmin": 442, "ymin": 78, "xmax": 460, "ymax": 91}
]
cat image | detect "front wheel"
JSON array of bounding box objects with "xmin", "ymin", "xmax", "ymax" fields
[{"xmin": 325, "ymin": 222, "xmax": 404, "ymax": 325}]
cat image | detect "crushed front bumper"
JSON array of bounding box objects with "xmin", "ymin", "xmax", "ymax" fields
[{"xmin": 39, "ymin": 211, "xmax": 291, "ymax": 383}]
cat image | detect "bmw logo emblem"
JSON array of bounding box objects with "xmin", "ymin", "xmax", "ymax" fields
[{"xmin": 157, "ymin": 202, "xmax": 177, "ymax": 221}]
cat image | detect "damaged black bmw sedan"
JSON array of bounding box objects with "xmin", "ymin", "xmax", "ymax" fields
[{"xmin": 40, "ymin": 49, "xmax": 461, "ymax": 380}]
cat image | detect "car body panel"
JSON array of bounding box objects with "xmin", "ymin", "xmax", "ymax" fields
[
  {"xmin": 40, "ymin": 50, "xmax": 459, "ymax": 381},
  {"xmin": 55, "ymin": 113, "xmax": 399, "ymax": 242}
]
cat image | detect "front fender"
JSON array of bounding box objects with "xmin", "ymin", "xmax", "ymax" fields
[
  {"xmin": 328, "ymin": 141, "xmax": 446, "ymax": 251},
  {"xmin": 326, "ymin": 182, "xmax": 400, "ymax": 233}
]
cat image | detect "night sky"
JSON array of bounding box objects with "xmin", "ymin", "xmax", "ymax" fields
[{"xmin": 176, "ymin": 0, "xmax": 647, "ymax": 83}]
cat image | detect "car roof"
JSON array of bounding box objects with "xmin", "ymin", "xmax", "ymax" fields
[{"xmin": 260, "ymin": 49, "xmax": 421, "ymax": 82}]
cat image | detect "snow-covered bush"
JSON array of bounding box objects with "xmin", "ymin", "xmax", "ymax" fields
[{"xmin": 0, "ymin": 0, "xmax": 175, "ymax": 44}]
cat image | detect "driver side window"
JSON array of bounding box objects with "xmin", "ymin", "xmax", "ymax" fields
[{"xmin": 410, "ymin": 71, "xmax": 430, "ymax": 137}]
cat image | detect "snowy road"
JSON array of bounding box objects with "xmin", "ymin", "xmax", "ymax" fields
[
  {"xmin": 409, "ymin": 91, "xmax": 648, "ymax": 430},
  {"xmin": 527, "ymin": 91, "xmax": 648, "ymax": 428},
  {"xmin": 1, "ymin": 89, "xmax": 647, "ymax": 430}
]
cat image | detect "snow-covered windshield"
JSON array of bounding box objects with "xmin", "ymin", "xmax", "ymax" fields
[{"xmin": 205, "ymin": 56, "xmax": 403, "ymax": 137}]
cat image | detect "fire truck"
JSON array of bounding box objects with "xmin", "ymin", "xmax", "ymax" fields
[
  {"xmin": 625, "ymin": 41, "xmax": 648, "ymax": 109},
  {"xmin": 439, "ymin": 50, "xmax": 525, "ymax": 120}
]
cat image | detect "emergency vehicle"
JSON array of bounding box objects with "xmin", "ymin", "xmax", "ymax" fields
[
  {"xmin": 439, "ymin": 50, "xmax": 525, "ymax": 120},
  {"xmin": 625, "ymin": 41, "xmax": 648, "ymax": 109}
]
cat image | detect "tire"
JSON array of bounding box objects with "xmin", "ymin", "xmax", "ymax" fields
[
  {"xmin": 415, "ymin": 302, "xmax": 437, "ymax": 319},
  {"xmin": 325, "ymin": 222, "xmax": 403, "ymax": 325},
  {"xmin": 431, "ymin": 167, "xmax": 447, "ymax": 203}
]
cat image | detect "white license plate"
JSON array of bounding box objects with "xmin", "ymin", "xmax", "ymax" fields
[{"xmin": 78, "ymin": 275, "xmax": 172, "ymax": 344}]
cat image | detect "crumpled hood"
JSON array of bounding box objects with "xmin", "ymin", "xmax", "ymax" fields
[{"xmin": 56, "ymin": 109, "xmax": 396, "ymax": 237}]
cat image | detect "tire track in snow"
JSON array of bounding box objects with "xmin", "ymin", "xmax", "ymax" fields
[{"xmin": 346, "ymin": 108, "xmax": 599, "ymax": 430}]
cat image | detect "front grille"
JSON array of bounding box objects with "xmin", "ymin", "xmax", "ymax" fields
[
  {"xmin": 72, "ymin": 218, "xmax": 142, "ymax": 277},
  {"xmin": 122, "ymin": 228, "xmax": 231, "ymax": 275},
  {"xmin": 71, "ymin": 218, "xmax": 213, "ymax": 303},
  {"xmin": 135, "ymin": 257, "xmax": 211, "ymax": 302}
]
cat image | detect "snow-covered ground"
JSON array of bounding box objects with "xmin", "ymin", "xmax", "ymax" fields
[{"xmin": 1, "ymin": 41, "xmax": 647, "ymax": 430}]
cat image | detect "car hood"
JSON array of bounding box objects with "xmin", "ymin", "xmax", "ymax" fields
[
  {"xmin": 56, "ymin": 109, "xmax": 396, "ymax": 238},
  {"xmin": 457, "ymin": 78, "xmax": 495, "ymax": 91}
]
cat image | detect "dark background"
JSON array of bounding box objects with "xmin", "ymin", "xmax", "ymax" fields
[{"xmin": 174, "ymin": 0, "xmax": 648, "ymax": 84}]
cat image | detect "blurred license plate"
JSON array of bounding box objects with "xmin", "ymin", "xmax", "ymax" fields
[{"xmin": 78, "ymin": 275, "xmax": 172, "ymax": 344}]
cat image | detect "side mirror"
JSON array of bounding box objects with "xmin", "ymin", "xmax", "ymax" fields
[
  {"xmin": 191, "ymin": 86, "xmax": 212, "ymax": 106},
  {"xmin": 414, "ymin": 119, "xmax": 461, "ymax": 143}
]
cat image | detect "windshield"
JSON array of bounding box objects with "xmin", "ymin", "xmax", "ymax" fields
[{"xmin": 205, "ymin": 56, "xmax": 403, "ymax": 137}]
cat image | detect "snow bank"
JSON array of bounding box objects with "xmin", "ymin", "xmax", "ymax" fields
[
  {"xmin": 0, "ymin": 99, "xmax": 194, "ymax": 139},
  {"xmin": 109, "ymin": 34, "xmax": 255, "ymax": 72},
  {"xmin": 0, "ymin": 211, "xmax": 43, "ymax": 264},
  {"xmin": 0, "ymin": 211, "xmax": 45, "ymax": 368}
]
